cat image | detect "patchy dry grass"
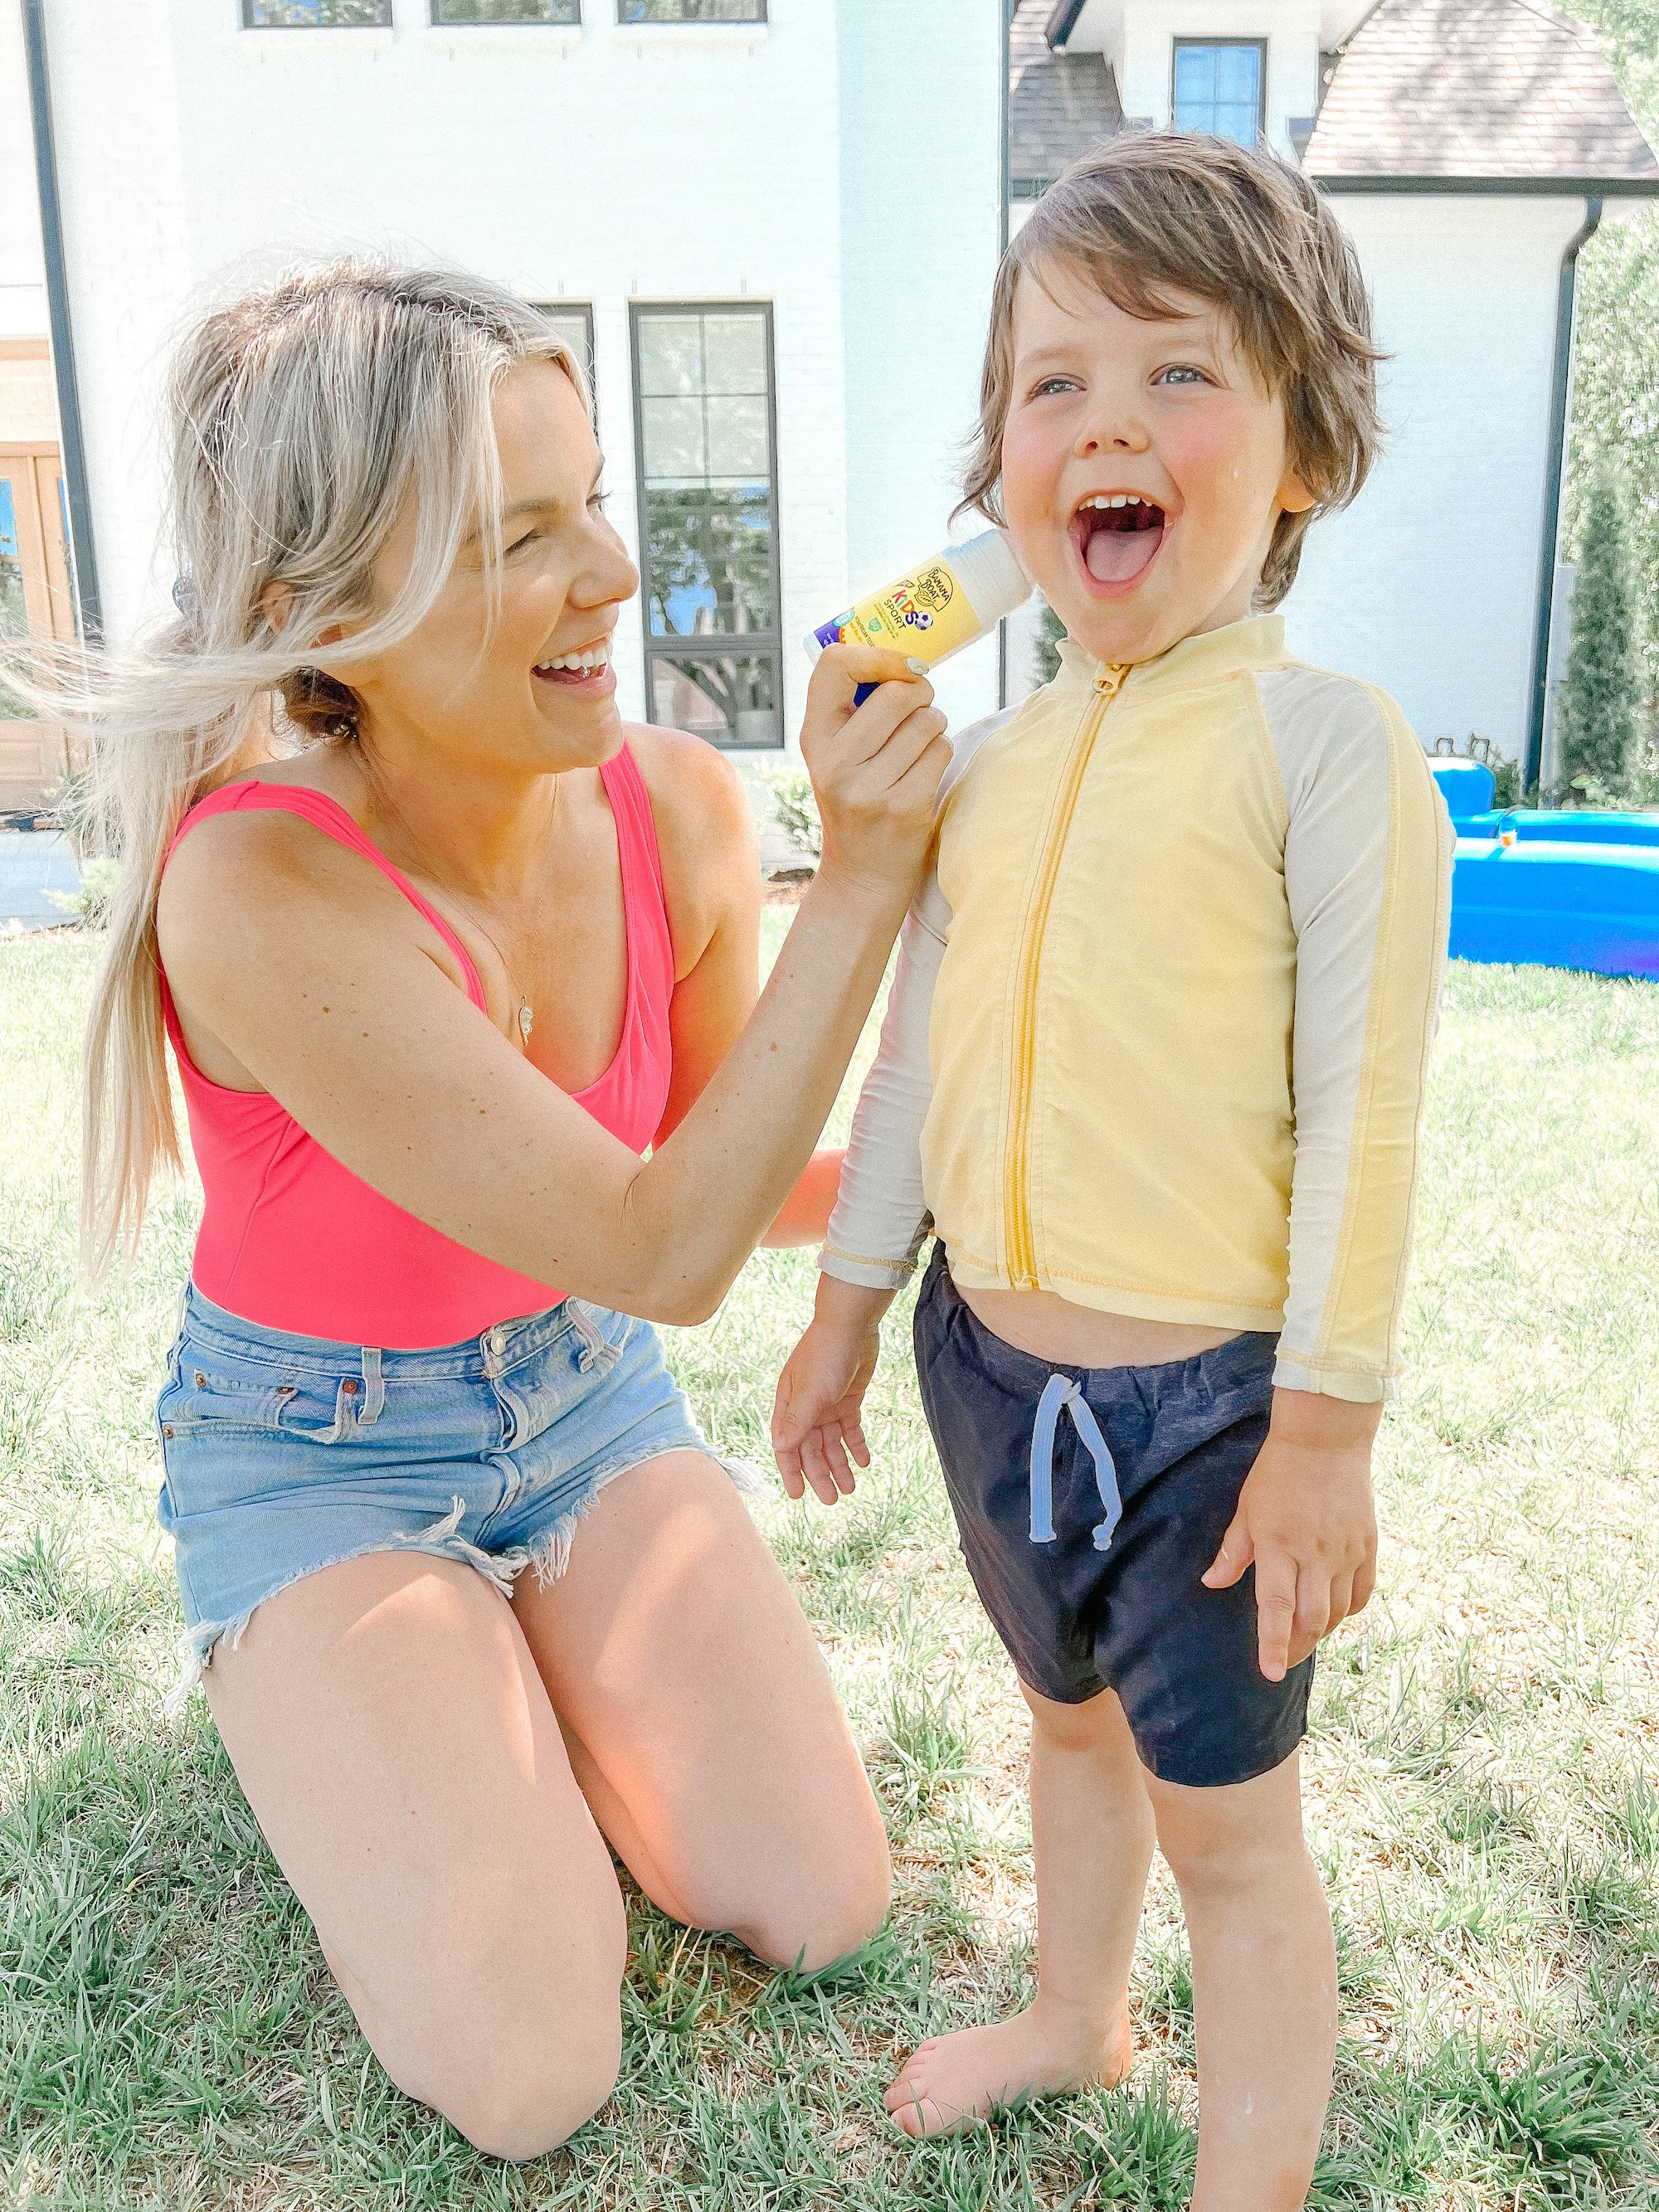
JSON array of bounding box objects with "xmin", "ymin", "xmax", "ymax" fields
[{"xmin": 3, "ymin": 926, "xmax": 1658, "ymax": 2209}]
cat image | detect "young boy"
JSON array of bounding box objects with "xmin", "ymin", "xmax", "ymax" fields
[{"xmin": 772, "ymin": 136, "xmax": 1452, "ymax": 2210}]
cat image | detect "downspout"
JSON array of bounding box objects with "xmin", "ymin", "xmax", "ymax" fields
[
  {"xmin": 996, "ymin": 0, "xmax": 1011, "ymax": 709},
  {"xmin": 1525, "ymin": 194, "xmax": 1602, "ymax": 800},
  {"xmin": 20, "ymin": 0, "xmax": 101, "ymax": 642}
]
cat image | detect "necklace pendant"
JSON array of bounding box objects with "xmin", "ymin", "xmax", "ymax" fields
[{"xmin": 518, "ymin": 1004, "xmax": 534, "ymax": 1045}]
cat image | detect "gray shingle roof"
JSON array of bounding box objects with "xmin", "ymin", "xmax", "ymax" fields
[
  {"xmin": 1009, "ymin": 0, "xmax": 1122, "ymax": 191},
  {"xmin": 1304, "ymin": 0, "xmax": 1659, "ymax": 187}
]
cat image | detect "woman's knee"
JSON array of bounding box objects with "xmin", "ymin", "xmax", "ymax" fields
[
  {"xmin": 676, "ymin": 1811, "xmax": 893, "ymax": 1974},
  {"xmin": 435, "ymin": 2009, "xmax": 623, "ymax": 2161}
]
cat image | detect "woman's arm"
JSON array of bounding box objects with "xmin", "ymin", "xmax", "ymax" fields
[
  {"xmin": 639, "ymin": 726, "xmax": 843, "ymax": 1247},
  {"xmin": 158, "ymin": 647, "xmax": 946, "ymax": 1326}
]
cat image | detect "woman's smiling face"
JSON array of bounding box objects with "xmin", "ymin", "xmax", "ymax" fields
[
  {"xmin": 999, "ymin": 264, "xmax": 1315, "ymax": 667},
  {"xmin": 340, "ymin": 359, "xmax": 640, "ymax": 772}
]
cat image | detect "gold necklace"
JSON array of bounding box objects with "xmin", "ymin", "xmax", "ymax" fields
[{"xmin": 365, "ymin": 770, "xmax": 551, "ymax": 1049}]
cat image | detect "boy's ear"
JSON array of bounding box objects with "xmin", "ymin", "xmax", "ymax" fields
[{"xmin": 1277, "ymin": 464, "xmax": 1318, "ymax": 518}]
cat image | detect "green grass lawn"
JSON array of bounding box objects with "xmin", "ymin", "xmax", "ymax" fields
[{"xmin": 3, "ymin": 920, "xmax": 1658, "ymax": 2210}]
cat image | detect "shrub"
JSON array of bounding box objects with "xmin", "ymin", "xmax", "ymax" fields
[
  {"xmin": 47, "ymin": 854, "xmax": 121, "ymax": 928},
  {"xmin": 1559, "ymin": 461, "xmax": 1646, "ymax": 800},
  {"xmin": 754, "ymin": 761, "xmax": 820, "ymax": 867}
]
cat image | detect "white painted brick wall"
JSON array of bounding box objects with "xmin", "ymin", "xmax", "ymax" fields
[
  {"xmin": 0, "ymin": 4, "xmax": 50, "ymax": 341},
  {"xmin": 20, "ymin": 0, "xmax": 1005, "ymax": 764}
]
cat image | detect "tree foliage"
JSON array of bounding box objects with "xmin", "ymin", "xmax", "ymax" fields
[
  {"xmin": 1558, "ymin": 462, "xmax": 1645, "ymax": 796},
  {"xmin": 1559, "ymin": 2, "xmax": 1659, "ymax": 713}
]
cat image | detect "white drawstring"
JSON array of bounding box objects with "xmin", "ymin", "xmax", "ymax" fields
[{"xmin": 1029, "ymin": 1374, "xmax": 1121, "ymax": 1552}]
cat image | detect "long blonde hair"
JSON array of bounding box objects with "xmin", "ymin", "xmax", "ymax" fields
[{"xmin": 28, "ymin": 259, "xmax": 580, "ymax": 1279}]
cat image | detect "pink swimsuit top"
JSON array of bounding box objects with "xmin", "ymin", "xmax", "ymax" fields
[{"xmin": 158, "ymin": 745, "xmax": 675, "ymax": 1350}]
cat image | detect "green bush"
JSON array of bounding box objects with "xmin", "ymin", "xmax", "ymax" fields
[
  {"xmin": 754, "ymin": 761, "xmax": 820, "ymax": 867},
  {"xmin": 1559, "ymin": 462, "xmax": 1647, "ymax": 801},
  {"xmin": 46, "ymin": 854, "xmax": 121, "ymax": 929}
]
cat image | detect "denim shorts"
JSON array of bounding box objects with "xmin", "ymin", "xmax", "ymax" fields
[
  {"xmin": 155, "ymin": 1282, "xmax": 759, "ymax": 1711},
  {"xmin": 913, "ymin": 1245, "xmax": 1311, "ymax": 1788}
]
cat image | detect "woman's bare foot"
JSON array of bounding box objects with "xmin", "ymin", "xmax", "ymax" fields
[{"xmin": 883, "ymin": 2004, "xmax": 1134, "ymax": 2137}]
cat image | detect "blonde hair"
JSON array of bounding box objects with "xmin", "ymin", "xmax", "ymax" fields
[
  {"xmin": 961, "ymin": 134, "xmax": 1384, "ymax": 608},
  {"xmin": 13, "ymin": 258, "xmax": 581, "ymax": 1279}
]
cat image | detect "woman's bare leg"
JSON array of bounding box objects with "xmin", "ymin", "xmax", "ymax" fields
[
  {"xmin": 884, "ymin": 1683, "xmax": 1154, "ymax": 2134},
  {"xmin": 202, "ymin": 1551, "xmax": 626, "ymax": 2161},
  {"xmin": 514, "ymin": 1451, "xmax": 891, "ymax": 1972}
]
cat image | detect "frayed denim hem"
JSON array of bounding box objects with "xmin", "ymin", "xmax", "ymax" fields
[{"xmin": 162, "ymin": 1447, "xmax": 770, "ymax": 1714}]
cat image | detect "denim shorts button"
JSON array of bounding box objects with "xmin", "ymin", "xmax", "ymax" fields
[
  {"xmin": 340, "ymin": 1378, "xmax": 359, "ymax": 1397},
  {"xmin": 193, "ymin": 1371, "xmax": 206, "ymax": 1387}
]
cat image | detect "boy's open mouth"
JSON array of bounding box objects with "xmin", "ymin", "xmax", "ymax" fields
[{"xmin": 1071, "ymin": 493, "xmax": 1168, "ymax": 592}]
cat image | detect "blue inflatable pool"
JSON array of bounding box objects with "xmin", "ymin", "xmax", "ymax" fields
[{"xmin": 1428, "ymin": 761, "xmax": 1659, "ymax": 982}]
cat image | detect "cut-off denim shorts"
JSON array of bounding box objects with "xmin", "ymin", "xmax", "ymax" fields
[{"xmin": 155, "ymin": 1282, "xmax": 761, "ymax": 1713}]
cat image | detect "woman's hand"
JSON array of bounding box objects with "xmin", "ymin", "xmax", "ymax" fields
[
  {"xmin": 772, "ymin": 1276, "xmax": 897, "ymax": 1504},
  {"xmin": 801, "ymin": 647, "xmax": 950, "ymax": 907}
]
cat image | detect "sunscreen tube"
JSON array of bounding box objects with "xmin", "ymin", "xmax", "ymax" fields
[{"xmin": 808, "ymin": 529, "xmax": 1032, "ymax": 703}]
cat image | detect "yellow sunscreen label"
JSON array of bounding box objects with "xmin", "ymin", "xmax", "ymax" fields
[{"xmin": 828, "ymin": 557, "xmax": 985, "ymax": 665}]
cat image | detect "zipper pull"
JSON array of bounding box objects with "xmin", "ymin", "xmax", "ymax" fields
[{"xmin": 1095, "ymin": 663, "xmax": 1130, "ymax": 698}]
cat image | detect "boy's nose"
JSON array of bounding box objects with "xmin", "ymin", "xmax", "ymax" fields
[{"xmin": 1075, "ymin": 416, "xmax": 1149, "ymax": 458}]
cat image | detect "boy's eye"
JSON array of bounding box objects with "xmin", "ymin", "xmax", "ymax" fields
[
  {"xmin": 1155, "ymin": 365, "xmax": 1210, "ymax": 387},
  {"xmin": 1030, "ymin": 375, "xmax": 1079, "ymax": 400}
]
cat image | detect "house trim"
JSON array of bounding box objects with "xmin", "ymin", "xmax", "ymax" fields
[
  {"xmin": 1314, "ymin": 175, "xmax": 1659, "ymax": 197},
  {"xmin": 19, "ymin": 0, "xmax": 100, "ymax": 641}
]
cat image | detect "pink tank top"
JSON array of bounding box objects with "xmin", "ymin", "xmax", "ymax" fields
[{"xmin": 158, "ymin": 746, "xmax": 675, "ymax": 1349}]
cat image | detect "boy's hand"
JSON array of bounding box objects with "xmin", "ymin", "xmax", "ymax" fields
[
  {"xmin": 1202, "ymin": 1388, "xmax": 1380, "ymax": 1683},
  {"xmin": 771, "ymin": 1276, "xmax": 897, "ymax": 1505}
]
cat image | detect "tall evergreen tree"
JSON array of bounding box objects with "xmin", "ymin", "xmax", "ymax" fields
[{"xmin": 1559, "ymin": 461, "xmax": 1645, "ymax": 798}]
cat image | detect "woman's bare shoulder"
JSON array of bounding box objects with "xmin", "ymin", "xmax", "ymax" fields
[{"xmin": 624, "ymin": 722, "xmax": 759, "ymax": 957}]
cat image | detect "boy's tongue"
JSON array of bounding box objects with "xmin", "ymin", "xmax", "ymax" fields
[{"xmin": 1085, "ymin": 521, "xmax": 1163, "ymax": 584}]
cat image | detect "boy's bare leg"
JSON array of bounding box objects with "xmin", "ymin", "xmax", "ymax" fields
[
  {"xmin": 884, "ymin": 1684, "xmax": 1154, "ymax": 2135},
  {"xmin": 1145, "ymin": 1753, "xmax": 1335, "ymax": 2212}
]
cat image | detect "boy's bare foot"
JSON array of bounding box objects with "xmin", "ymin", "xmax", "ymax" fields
[{"xmin": 883, "ymin": 2005, "xmax": 1134, "ymax": 2137}]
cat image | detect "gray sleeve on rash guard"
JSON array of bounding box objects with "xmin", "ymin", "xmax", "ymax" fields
[
  {"xmin": 1258, "ymin": 664, "xmax": 1452, "ymax": 1401},
  {"xmin": 819, "ymin": 704, "xmax": 1014, "ymax": 1291}
]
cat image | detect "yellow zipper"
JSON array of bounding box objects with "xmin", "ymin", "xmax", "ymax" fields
[{"xmin": 1003, "ymin": 663, "xmax": 1129, "ymax": 1287}]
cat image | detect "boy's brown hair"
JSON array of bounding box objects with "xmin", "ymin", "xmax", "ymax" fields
[{"xmin": 962, "ymin": 133, "xmax": 1384, "ymax": 609}]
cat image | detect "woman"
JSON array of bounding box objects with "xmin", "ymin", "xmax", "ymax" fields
[{"xmin": 72, "ymin": 262, "xmax": 946, "ymax": 2158}]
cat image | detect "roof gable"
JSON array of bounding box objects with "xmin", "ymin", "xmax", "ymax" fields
[
  {"xmin": 1305, "ymin": 0, "xmax": 1659, "ymax": 187},
  {"xmin": 1010, "ymin": 0, "xmax": 1122, "ymax": 191}
]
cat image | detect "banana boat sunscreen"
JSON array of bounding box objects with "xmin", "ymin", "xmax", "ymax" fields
[{"xmin": 808, "ymin": 529, "xmax": 1031, "ymax": 702}]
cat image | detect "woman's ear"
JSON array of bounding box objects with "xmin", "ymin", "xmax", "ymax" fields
[{"xmin": 260, "ymin": 581, "xmax": 352, "ymax": 661}]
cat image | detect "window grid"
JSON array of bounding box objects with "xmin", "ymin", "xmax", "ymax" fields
[
  {"xmin": 535, "ymin": 304, "xmax": 598, "ymax": 427},
  {"xmin": 431, "ymin": 0, "xmax": 581, "ymax": 21},
  {"xmin": 630, "ymin": 303, "xmax": 783, "ymax": 751},
  {"xmin": 617, "ymin": 1, "xmax": 766, "ymax": 23},
  {"xmin": 241, "ymin": 0, "xmax": 392, "ymax": 24},
  {"xmin": 1172, "ymin": 39, "xmax": 1266, "ymax": 147}
]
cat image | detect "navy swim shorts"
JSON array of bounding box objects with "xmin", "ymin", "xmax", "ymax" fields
[{"xmin": 912, "ymin": 1244, "xmax": 1312, "ymax": 1788}]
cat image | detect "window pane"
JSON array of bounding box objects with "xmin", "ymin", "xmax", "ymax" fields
[
  {"xmin": 538, "ymin": 308, "xmax": 593, "ymax": 386},
  {"xmin": 1174, "ymin": 43, "xmax": 1261, "ymax": 143},
  {"xmin": 620, "ymin": 1, "xmax": 766, "ymax": 21},
  {"xmin": 434, "ymin": 0, "xmax": 581, "ymax": 18},
  {"xmin": 640, "ymin": 396, "xmax": 707, "ymax": 481},
  {"xmin": 649, "ymin": 654, "xmax": 780, "ymax": 748},
  {"xmin": 645, "ymin": 486, "xmax": 773, "ymax": 636},
  {"xmin": 635, "ymin": 305, "xmax": 778, "ymax": 675},
  {"xmin": 704, "ymin": 394, "xmax": 769, "ymax": 479},
  {"xmin": 619, "ymin": 1, "xmax": 770, "ymax": 21},
  {"xmin": 637, "ymin": 317, "xmax": 706, "ymax": 400},
  {"xmin": 0, "ymin": 479, "xmax": 27, "ymax": 720},
  {"xmin": 242, "ymin": 0, "xmax": 392, "ymax": 24}
]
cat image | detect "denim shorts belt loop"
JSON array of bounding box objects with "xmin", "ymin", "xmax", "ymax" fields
[{"xmin": 1029, "ymin": 1373, "xmax": 1121, "ymax": 1550}]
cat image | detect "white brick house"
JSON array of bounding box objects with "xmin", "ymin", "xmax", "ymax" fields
[
  {"xmin": 0, "ymin": 0, "xmax": 1005, "ymax": 809},
  {"xmin": 3, "ymin": 0, "xmax": 1655, "ymax": 813},
  {"xmin": 1009, "ymin": 0, "xmax": 1659, "ymax": 779}
]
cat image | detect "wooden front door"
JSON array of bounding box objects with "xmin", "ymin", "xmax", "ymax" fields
[{"xmin": 1, "ymin": 445, "xmax": 80, "ymax": 812}]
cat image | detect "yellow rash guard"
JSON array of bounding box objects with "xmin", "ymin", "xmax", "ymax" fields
[{"xmin": 821, "ymin": 615, "xmax": 1454, "ymax": 1403}]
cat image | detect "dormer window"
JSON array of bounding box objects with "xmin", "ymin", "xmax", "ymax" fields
[{"xmin": 1172, "ymin": 40, "xmax": 1266, "ymax": 145}]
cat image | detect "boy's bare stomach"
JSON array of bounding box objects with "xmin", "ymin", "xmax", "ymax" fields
[{"xmin": 957, "ymin": 1281, "xmax": 1242, "ymax": 1370}]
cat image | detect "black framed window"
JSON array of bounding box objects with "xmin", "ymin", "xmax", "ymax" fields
[
  {"xmin": 537, "ymin": 304, "xmax": 596, "ymax": 418},
  {"xmin": 619, "ymin": 2, "xmax": 766, "ymax": 23},
  {"xmin": 1172, "ymin": 40, "xmax": 1265, "ymax": 144},
  {"xmin": 432, "ymin": 0, "xmax": 581, "ymax": 20},
  {"xmin": 631, "ymin": 304, "xmax": 781, "ymax": 751},
  {"xmin": 242, "ymin": 0, "xmax": 392, "ymax": 23}
]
